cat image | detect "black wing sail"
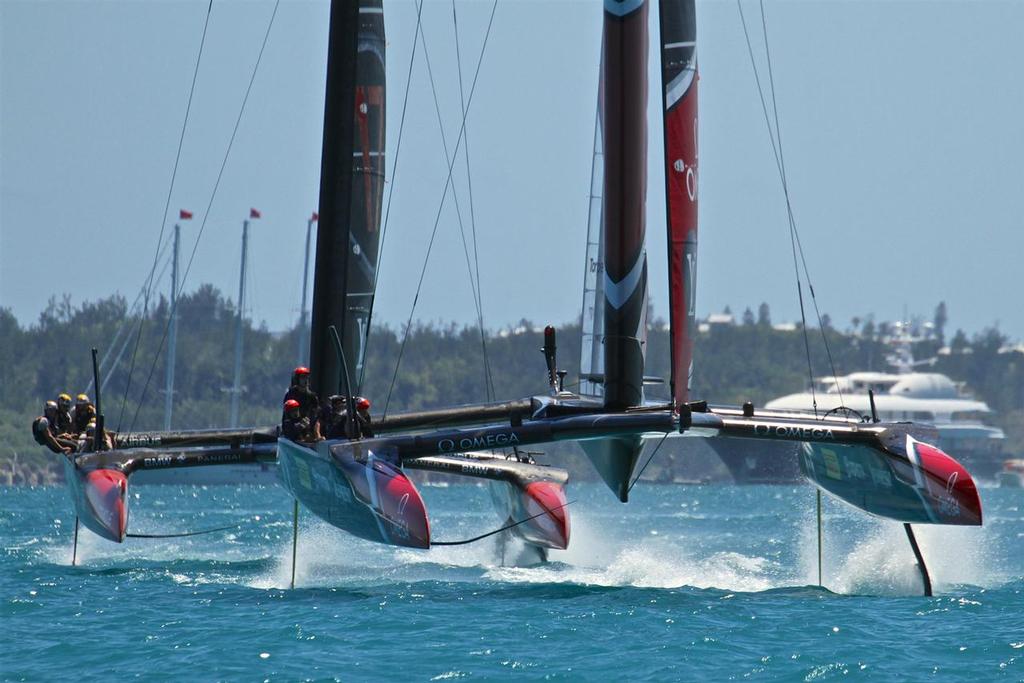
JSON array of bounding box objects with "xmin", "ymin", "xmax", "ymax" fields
[{"xmin": 310, "ymin": 0, "xmax": 386, "ymax": 399}]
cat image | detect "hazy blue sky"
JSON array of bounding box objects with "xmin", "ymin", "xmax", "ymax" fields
[{"xmin": 2, "ymin": 0, "xmax": 1022, "ymax": 342}]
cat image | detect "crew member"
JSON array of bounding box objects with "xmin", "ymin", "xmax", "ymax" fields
[
  {"xmin": 283, "ymin": 367, "xmax": 320, "ymax": 439},
  {"xmin": 72, "ymin": 394, "xmax": 96, "ymax": 436},
  {"xmin": 354, "ymin": 397, "xmax": 375, "ymax": 438},
  {"xmin": 281, "ymin": 399, "xmax": 314, "ymax": 442},
  {"xmin": 55, "ymin": 393, "xmax": 74, "ymax": 435},
  {"xmin": 31, "ymin": 401, "xmax": 70, "ymax": 454},
  {"xmin": 320, "ymin": 395, "xmax": 348, "ymax": 439},
  {"xmin": 79, "ymin": 421, "xmax": 112, "ymax": 452}
]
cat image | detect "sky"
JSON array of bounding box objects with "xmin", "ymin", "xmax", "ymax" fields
[{"xmin": 2, "ymin": 0, "xmax": 1023, "ymax": 342}]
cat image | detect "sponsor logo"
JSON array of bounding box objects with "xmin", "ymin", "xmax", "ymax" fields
[
  {"xmin": 194, "ymin": 453, "xmax": 242, "ymax": 465},
  {"xmin": 437, "ymin": 432, "xmax": 520, "ymax": 453},
  {"xmin": 124, "ymin": 434, "xmax": 162, "ymax": 447},
  {"xmin": 753, "ymin": 424, "xmax": 835, "ymax": 440},
  {"xmin": 846, "ymin": 461, "xmax": 867, "ymax": 480},
  {"xmin": 143, "ymin": 453, "xmax": 173, "ymax": 468},
  {"xmin": 870, "ymin": 466, "xmax": 893, "ymax": 488}
]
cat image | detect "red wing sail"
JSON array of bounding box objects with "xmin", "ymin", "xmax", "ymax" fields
[{"xmin": 659, "ymin": 0, "xmax": 698, "ymax": 406}]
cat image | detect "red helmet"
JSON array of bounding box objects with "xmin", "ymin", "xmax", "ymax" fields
[
  {"xmin": 356, "ymin": 397, "xmax": 371, "ymax": 412},
  {"xmin": 293, "ymin": 366, "xmax": 310, "ymax": 377},
  {"xmin": 284, "ymin": 399, "xmax": 300, "ymax": 411}
]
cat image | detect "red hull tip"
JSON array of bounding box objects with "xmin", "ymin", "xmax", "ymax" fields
[
  {"xmin": 83, "ymin": 469, "xmax": 129, "ymax": 542},
  {"xmin": 381, "ymin": 469, "xmax": 431, "ymax": 549},
  {"xmin": 912, "ymin": 440, "xmax": 983, "ymax": 526},
  {"xmin": 523, "ymin": 481, "xmax": 570, "ymax": 550}
]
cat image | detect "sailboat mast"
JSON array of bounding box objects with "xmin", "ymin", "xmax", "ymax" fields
[
  {"xmin": 310, "ymin": 0, "xmax": 385, "ymax": 401},
  {"xmin": 601, "ymin": 0, "xmax": 650, "ymax": 410},
  {"xmin": 658, "ymin": 0, "xmax": 699, "ymax": 407},
  {"xmin": 163, "ymin": 222, "xmax": 180, "ymax": 430},
  {"xmin": 229, "ymin": 219, "xmax": 249, "ymax": 427},
  {"xmin": 297, "ymin": 213, "xmax": 315, "ymax": 366}
]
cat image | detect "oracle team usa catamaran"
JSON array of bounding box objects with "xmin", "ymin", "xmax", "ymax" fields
[{"xmin": 61, "ymin": 0, "xmax": 981, "ymax": 584}]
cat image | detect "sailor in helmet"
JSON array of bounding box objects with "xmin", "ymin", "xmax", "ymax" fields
[
  {"xmin": 31, "ymin": 401, "xmax": 71, "ymax": 454},
  {"xmin": 319, "ymin": 395, "xmax": 345, "ymax": 439},
  {"xmin": 71, "ymin": 393, "xmax": 96, "ymax": 436},
  {"xmin": 320, "ymin": 394, "xmax": 375, "ymax": 440},
  {"xmin": 55, "ymin": 393, "xmax": 74, "ymax": 436},
  {"xmin": 282, "ymin": 367, "xmax": 321, "ymax": 440},
  {"xmin": 354, "ymin": 396, "xmax": 375, "ymax": 438},
  {"xmin": 281, "ymin": 399, "xmax": 315, "ymax": 442}
]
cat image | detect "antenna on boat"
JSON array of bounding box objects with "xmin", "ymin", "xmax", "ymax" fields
[
  {"xmin": 868, "ymin": 389, "xmax": 880, "ymax": 423},
  {"xmin": 329, "ymin": 324, "xmax": 356, "ymax": 439},
  {"xmin": 542, "ymin": 326, "xmax": 558, "ymax": 395},
  {"xmin": 297, "ymin": 212, "xmax": 317, "ymax": 367},
  {"xmin": 91, "ymin": 348, "xmax": 105, "ymax": 452}
]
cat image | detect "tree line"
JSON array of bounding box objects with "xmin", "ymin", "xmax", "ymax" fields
[{"xmin": 2, "ymin": 289, "xmax": 1021, "ymax": 480}]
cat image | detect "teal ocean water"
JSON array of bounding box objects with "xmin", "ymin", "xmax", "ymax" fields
[{"xmin": 2, "ymin": 480, "xmax": 1022, "ymax": 680}]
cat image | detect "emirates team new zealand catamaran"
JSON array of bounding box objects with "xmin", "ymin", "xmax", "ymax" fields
[{"xmin": 62, "ymin": 0, "xmax": 981, "ymax": 584}]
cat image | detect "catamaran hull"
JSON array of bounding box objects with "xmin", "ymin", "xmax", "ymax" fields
[
  {"xmin": 62, "ymin": 456, "xmax": 128, "ymax": 543},
  {"xmin": 488, "ymin": 479, "xmax": 570, "ymax": 551},
  {"xmin": 277, "ymin": 438, "xmax": 430, "ymax": 548},
  {"xmin": 799, "ymin": 437, "xmax": 982, "ymax": 525}
]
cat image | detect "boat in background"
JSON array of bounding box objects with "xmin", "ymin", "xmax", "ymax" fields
[
  {"xmin": 708, "ymin": 325, "xmax": 1006, "ymax": 483},
  {"xmin": 997, "ymin": 459, "xmax": 1024, "ymax": 488}
]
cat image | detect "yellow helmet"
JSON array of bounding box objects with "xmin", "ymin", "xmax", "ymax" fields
[
  {"xmin": 58, "ymin": 393, "xmax": 72, "ymax": 403},
  {"xmin": 76, "ymin": 393, "xmax": 90, "ymax": 404}
]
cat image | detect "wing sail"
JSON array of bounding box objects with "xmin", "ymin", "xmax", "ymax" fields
[
  {"xmin": 310, "ymin": 0, "xmax": 386, "ymax": 397},
  {"xmin": 658, "ymin": 0, "xmax": 699, "ymax": 406}
]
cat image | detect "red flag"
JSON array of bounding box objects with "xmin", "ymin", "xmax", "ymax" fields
[
  {"xmin": 250, "ymin": 208, "xmax": 261, "ymax": 219},
  {"xmin": 311, "ymin": 211, "xmax": 319, "ymax": 221},
  {"xmin": 179, "ymin": 209, "xmax": 193, "ymax": 220}
]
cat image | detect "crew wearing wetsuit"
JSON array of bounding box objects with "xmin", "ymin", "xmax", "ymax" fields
[
  {"xmin": 55, "ymin": 393, "xmax": 74, "ymax": 436},
  {"xmin": 32, "ymin": 401, "xmax": 70, "ymax": 454},
  {"xmin": 282, "ymin": 367, "xmax": 320, "ymax": 439},
  {"xmin": 72, "ymin": 394, "xmax": 96, "ymax": 436},
  {"xmin": 281, "ymin": 399, "xmax": 315, "ymax": 442}
]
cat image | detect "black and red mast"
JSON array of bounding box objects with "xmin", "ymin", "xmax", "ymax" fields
[{"xmin": 659, "ymin": 0, "xmax": 698, "ymax": 407}]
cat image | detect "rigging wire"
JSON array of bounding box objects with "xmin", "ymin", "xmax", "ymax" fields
[
  {"xmin": 115, "ymin": 0, "xmax": 215, "ymax": 432},
  {"xmin": 757, "ymin": 0, "xmax": 845, "ymax": 409},
  {"xmin": 433, "ymin": 500, "xmax": 573, "ymax": 546},
  {"xmin": 127, "ymin": 523, "xmax": 240, "ymax": 539},
  {"xmin": 382, "ymin": 0, "xmax": 500, "ymax": 419},
  {"xmin": 84, "ymin": 232, "xmax": 174, "ymax": 396},
  {"xmin": 413, "ymin": 0, "xmax": 494, "ymax": 406},
  {"xmin": 627, "ymin": 433, "xmax": 669, "ymax": 493},
  {"xmin": 453, "ymin": 0, "xmax": 496, "ymax": 402},
  {"xmin": 359, "ymin": 0, "xmax": 426, "ymax": 392},
  {"xmin": 126, "ymin": 0, "xmax": 281, "ymax": 433},
  {"xmin": 416, "ymin": 11, "xmax": 484, "ymax": 332},
  {"xmin": 736, "ymin": 0, "xmax": 845, "ymax": 416}
]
